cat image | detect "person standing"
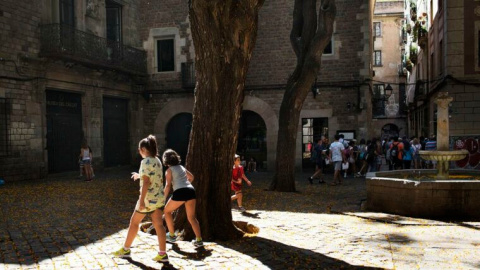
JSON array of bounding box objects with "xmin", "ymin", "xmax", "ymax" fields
[
  {"xmin": 80, "ymin": 141, "xmax": 93, "ymax": 182},
  {"xmin": 390, "ymin": 137, "xmax": 404, "ymax": 170},
  {"xmin": 412, "ymin": 137, "xmax": 422, "ymax": 169},
  {"xmin": 328, "ymin": 134, "xmax": 345, "ymax": 185},
  {"xmin": 402, "ymin": 138, "xmax": 415, "ymax": 169},
  {"xmin": 425, "ymin": 134, "xmax": 437, "ymax": 169}
]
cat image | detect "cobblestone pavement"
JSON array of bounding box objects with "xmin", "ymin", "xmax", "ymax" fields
[{"xmin": 1, "ymin": 168, "xmax": 480, "ymax": 269}]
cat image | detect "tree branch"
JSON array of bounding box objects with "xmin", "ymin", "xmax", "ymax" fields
[{"xmin": 300, "ymin": 0, "xmax": 317, "ymax": 54}]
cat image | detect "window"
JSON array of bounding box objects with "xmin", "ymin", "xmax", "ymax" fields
[
  {"xmin": 374, "ymin": 84, "xmax": 385, "ymax": 97},
  {"xmin": 60, "ymin": 0, "xmax": 74, "ymax": 26},
  {"xmin": 439, "ymin": 40, "xmax": 444, "ymax": 76},
  {"xmin": 156, "ymin": 39, "xmax": 175, "ymax": 72},
  {"xmin": 0, "ymin": 98, "xmax": 8, "ymax": 156},
  {"xmin": 374, "ymin": 22, "xmax": 381, "ymax": 37},
  {"xmin": 373, "ymin": 84, "xmax": 386, "ymax": 117},
  {"xmin": 373, "ymin": 50, "xmax": 382, "ymax": 66},
  {"xmin": 106, "ymin": 1, "xmax": 122, "ymax": 42},
  {"xmin": 324, "ymin": 40, "xmax": 333, "ymax": 55}
]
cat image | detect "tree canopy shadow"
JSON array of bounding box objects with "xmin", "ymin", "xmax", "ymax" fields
[
  {"xmin": 170, "ymin": 243, "xmax": 212, "ymax": 261},
  {"xmin": 124, "ymin": 257, "xmax": 179, "ymax": 270},
  {"xmin": 218, "ymin": 236, "xmax": 384, "ymax": 269}
]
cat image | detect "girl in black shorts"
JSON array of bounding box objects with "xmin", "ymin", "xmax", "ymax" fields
[{"xmin": 163, "ymin": 149, "xmax": 203, "ymax": 247}]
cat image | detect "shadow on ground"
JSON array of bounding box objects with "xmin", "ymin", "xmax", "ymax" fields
[{"xmin": 220, "ymin": 236, "xmax": 383, "ymax": 269}]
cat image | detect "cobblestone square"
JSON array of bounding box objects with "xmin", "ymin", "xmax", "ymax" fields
[{"xmin": 1, "ymin": 170, "xmax": 480, "ymax": 269}]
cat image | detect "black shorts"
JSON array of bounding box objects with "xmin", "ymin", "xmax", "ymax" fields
[{"xmin": 171, "ymin": 188, "xmax": 196, "ymax": 201}]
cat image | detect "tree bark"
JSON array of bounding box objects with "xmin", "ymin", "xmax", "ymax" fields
[
  {"xmin": 270, "ymin": 0, "xmax": 336, "ymax": 192},
  {"xmin": 174, "ymin": 0, "xmax": 264, "ymax": 241}
]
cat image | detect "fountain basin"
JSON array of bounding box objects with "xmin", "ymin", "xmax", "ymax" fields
[
  {"xmin": 419, "ymin": 150, "xmax": 469, "ymax": 161},
  {"xmin": 366, "ymin": 169, "xmax": 480, "ymax": 220}
]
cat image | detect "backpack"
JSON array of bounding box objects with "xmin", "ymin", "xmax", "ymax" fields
[{"xmin": 390, "ymin": 143, "xmax": 400, "ymax": 163}]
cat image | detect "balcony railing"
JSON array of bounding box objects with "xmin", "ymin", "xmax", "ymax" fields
[
  {"xmin": 39, "ymin": 24, "xmax": 147, "ymax": 75},
  {"xmin": 181, "ymin": 62, "xmax": 196, "ymax": 89}
]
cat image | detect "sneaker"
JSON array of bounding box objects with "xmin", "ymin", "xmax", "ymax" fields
[
  {"xmin": 191, "ymin": 239, "xmax": 204, "ymax": 247},
  {"xmin": 307, "ymin": 177, "xmax": 313, "ymax": 184},
  {"xmin": 153, "ymin": 253, "xmax": 169, "ymax": 262},
  {"xmin": 166, "ymin": 233, "xmax": 177, "ymax": 243},
  {"xmin": 238, "ymin": 206, "xmax": 246, "ymax": 212},
  {"xmin": 112, "ymin": 247, "xmax": 131, "ymax": 258}
]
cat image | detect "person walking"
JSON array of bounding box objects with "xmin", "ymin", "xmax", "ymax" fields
[
  {"xmin": 402, "ymin": 138, "xmax": 415, "ymax": 169},
  {"xmin": 328, "ymin": 134, "xmax": 345, "ymax": 185},
  {"xmin": 231, "ymin": 154, "xmax": 252, "ymax": 211},
  {"xmin": 112, "ymin": 135, "xmax": 168, "ymax": 262},
  {"xmin": 308, "ymin": 138, "xmax": 327, "ymax": 184},
  {"xmin": 163, "ymin": 149, "xmax": 203, "ymax": 247}
]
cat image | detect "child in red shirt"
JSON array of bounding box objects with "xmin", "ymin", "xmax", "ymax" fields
[{"xmin": 231, "ymin": 154, "xmax": 252, "ymax": 212}]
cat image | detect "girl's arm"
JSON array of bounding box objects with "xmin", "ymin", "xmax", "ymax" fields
[
  {"xmin": 139, "ymin": 175, "xmax": 150, "ymax": 210},
  {"xmin": 241, "ymin": 174, "xmax": 251, "ymax": 186},
  {"xmin": 164, "ymin": 168, "xmax": 172, "ymax": 200},
  {"xmin": 186, "ymin": 169, "xmax": 194, "ymax": 183}
]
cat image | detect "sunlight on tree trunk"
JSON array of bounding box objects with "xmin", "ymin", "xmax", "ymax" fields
[
  {"xmin": 270, "ymin": 0, "xmax": 336, "ymax": 192},
  {"xmin": 174, "ymin": 0, "xmax": 265, "ymax": 241}
]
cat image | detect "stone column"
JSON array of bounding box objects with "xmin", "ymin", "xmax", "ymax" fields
[
  {"xmin": 435, "ymin": 92, "xmax": 453, "ymax": 151},
  {"xmin": 434, "ymin": 92, "xmax": 453, "ymax": 179}
]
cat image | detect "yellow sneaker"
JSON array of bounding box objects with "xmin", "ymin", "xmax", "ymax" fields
[
  {"xmin": 153, "ymin": 253, "xmax": 169, "ymax": 262},
  {"xmin": 112, "ymin": 247, "xmax": 131, "ymax": 258}
]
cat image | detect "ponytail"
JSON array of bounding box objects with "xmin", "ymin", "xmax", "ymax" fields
[{"xmin": 139, "ymin": 135, "xmax": 158, "ymax": 157}]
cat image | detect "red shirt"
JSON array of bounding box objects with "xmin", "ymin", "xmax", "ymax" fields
[{"xmin": 232, "ymin": 166, "xmax": 244, "ymax": 181}]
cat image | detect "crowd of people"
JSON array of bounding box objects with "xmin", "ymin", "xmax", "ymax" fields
[{"xmin": 307, "ymin": 133, "xmax": 438, "ymax": 185}]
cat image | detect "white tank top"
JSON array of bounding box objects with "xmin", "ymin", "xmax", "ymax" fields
[
  {"xmin": 170, "ymin": 165, "xmax": 193, "ymax": 191},
  {"xmin": 82, "ymin": 149, "xmax": 90, "ymax": 160}
]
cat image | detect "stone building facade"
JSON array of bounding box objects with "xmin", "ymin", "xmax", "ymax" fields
[
  {"xmin": 406, "ymin": 0, "xmax": 480, "ymax": 169},
  {"xmin": 371, "ymin": 0, "xmax": 407, "ymax": 139},
  {"xmin": 0, "ymin": 0, "xmax": 146, "ymax": 181},
  {"xmin": 0, "ymin": 0, "xmax": 373, "ymax": 182},
  {"xmin": 138, "ymin": 0, "xmax": 373, "ymax": 171}
]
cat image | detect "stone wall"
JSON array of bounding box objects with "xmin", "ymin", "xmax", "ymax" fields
[{"xmin": 0, "ymin": 0, "xmax": 144, "ymax": 181}]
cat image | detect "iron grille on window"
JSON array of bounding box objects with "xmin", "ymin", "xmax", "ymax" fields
[
  {"xmin": 39, "ymin": 24, "xmax": 147, "ymax": 75},
  {"xmin": 374, "ymin": 22, "xmax": 381, "ymax": 37},
  {"xmin": 372, "ymin": 84, "xmax": 386, "ymax": 118},
  {"xmin": 0, "ymin": 98, "xmax": 8, "ymax": 156},
  {"xmin": 373, "ymin": 51, "xmax": 382, "ymax": 66}
]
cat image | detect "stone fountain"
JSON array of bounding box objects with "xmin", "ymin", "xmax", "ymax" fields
[
  {"xmin": 366, "ymin": 93, "xmax": 480, "ymax": 220},
  {"xmin": 419, "ymin": 93, "xmax": 468, "ymax": 179}
]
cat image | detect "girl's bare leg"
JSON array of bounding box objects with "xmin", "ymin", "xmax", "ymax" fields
[
  {"xmin": 184, "ymin": 199, "xmax": 202, "ymax": 239},
  {"xmin": 163, "ymin": 199, "xmax": 185, "ymax": 235},
  {"xmin": 151, "ymin": 209, "xmax": 166, "ymax": 251},
  {"xmin": 124, "ymin": 211, "xmax": 145, "ymax": 248}
]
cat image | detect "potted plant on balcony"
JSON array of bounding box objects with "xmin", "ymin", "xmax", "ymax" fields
[
  {"xmin": 412, "ymin": 21, "xmax": 420, "ymax": 42},
  {"xmin": 418, "ymin": 26, "xmax": 428, "ymax": 49},
  {"xmin": 409, "ymin": 44, "xmax": 418, "ymax": 65},
  {"xmin": 406, "ymin": 58, "xmax": 413, "ymax": 72},
  {"xmin": 406, "ymin": 24, "xmax": 412, "ymax": 34}
]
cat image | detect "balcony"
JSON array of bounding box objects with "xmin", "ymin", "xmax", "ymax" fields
[
  {"xmin": 39, "ymin": 24, "xmax": 147, "ymax": 75},
  {"xmin": 181, "ymin": 62, "xmax": 196, "ymax": 89}
]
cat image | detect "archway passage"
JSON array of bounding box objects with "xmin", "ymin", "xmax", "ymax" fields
[
  {"xmin": 381, "ymin": 124, "xmax": 400, "ymax": 140},
  {"xmin": 237, "ymin": 110, "xmax": 267, "ymax": 171},
  {"xmin": 166, "ymin": 113, "xmax": 193, "ymax": 164}
]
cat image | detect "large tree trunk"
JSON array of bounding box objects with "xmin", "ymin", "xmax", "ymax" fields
[
  {"xmin": 270, "ymin": 0, "xmax": 336, "ymax": 192},
  {"xmin": 174, "ymin": 0, "xmax": 264, "ymax": 241}
]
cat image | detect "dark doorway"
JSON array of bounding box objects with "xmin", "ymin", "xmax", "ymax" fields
[
  {"xmin": 381, "ymin": 124, "xmax": 400, "ymax": 141},
  {"xmin": 237, "ymin": 111, "xmax": 267, "ymax": 170},
  {"xmin": 46, "ymin": 90, "xmax": 83, "ymax": 173},
  {"xmin": 103, "ymin": 97, "xmax": 129, "ymax": 167},
  {"xmin": 166, "ymin": 113, "xmax": 192, "ymax": 164},
  {"xmin": 301, "ymin": 118, "xmax": 329, "ymax": 169}
]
